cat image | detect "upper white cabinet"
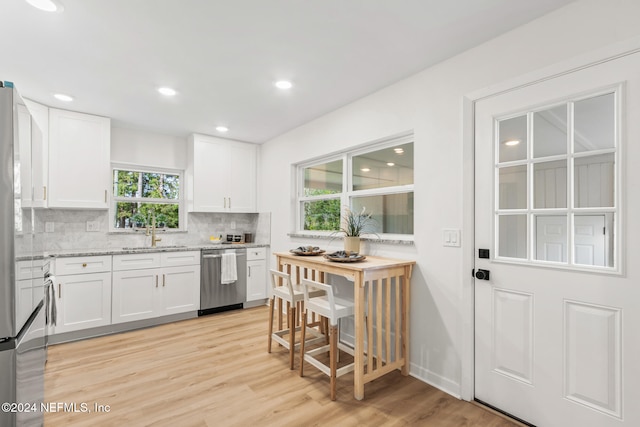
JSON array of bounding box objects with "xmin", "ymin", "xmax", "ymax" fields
[
  {"xmin": 187, "ymin": 134, "xmax": 257, "ymax": 213},
  {"xmin": 24, "ymin": 99, "xmax": 49, "ymax": 208},
  {"xmin": 48, "ymin": 108, "xmax": 110, "ymax": 209}
]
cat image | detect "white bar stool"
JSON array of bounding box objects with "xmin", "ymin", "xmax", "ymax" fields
[
  {"xmin": 299, "ymin": 278, "xmax": 355, "ymax": 401},
  {"xmin": 267, "ymin": 269, "xmax": 325, "ymax": 369}
]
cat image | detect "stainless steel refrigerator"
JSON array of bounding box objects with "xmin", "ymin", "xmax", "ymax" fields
[{"xmin": 0, "ymin": 83, "xmax": 46, "ymax": 427}]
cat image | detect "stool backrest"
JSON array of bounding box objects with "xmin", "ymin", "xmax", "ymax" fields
[
  {"xmin": 301, "ymin": 278, "xmax": 334, "ymax": 310},
  {"xmin": 269, "ymin": 269, "xmax": 295, "ymax": 297}
]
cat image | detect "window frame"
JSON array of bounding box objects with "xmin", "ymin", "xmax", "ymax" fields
[
  {"xmin": 109, "ymin": 163, "xmax": 186, "ymax": 232},
  {"xmin": 295, "ymin": 134, "xmax": 414, "ymax": 240}
]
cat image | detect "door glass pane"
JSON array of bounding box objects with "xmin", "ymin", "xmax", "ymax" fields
[
  {"xmin": 533, "ymin": 160, "xmax": 567, "ymax": 208},
  {"xmin": 533, "ymin": 105, "xmax": 567, "ymax": 158},
  {"xmin": 304, "ymin": 159, "xmax": 343, "ymax": 196},
  {"xmin": 498, "ymin": 215, "xmax": 527, "ymax": 259},
  {"xmin": 498, "ymin": 115, "xmax": 527, "ymax": 162},
  {"xmin": 535, "ymin": 215, "xmax": 567, "ymax": 262},
  {"xmin": 351, "ymin": 192, "xmax": 413, "ymax": 235},
  {"xmin": 574, "ymin": 153, "xmax": 614, "ymax": 208},
  {"xmin": 574, "ymin": 214, "xmax": 613, "ymax": 267},
  {"xmin": 499, "ymin": 165, "xmax": 527, "ymax": 209},
  {"xmin": 302, "ymin": 199, "xmax": 340, "ymax": 231},
  {"xmin": 574, "ymin": 93, "xmax": 615, "ymax": 153},
  {"xmin": 352, "ymin": 143, "xmax": 413, "ymax": 191}
]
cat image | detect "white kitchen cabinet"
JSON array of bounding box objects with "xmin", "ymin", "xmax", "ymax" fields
[
  {"xmin": 112, "ymin": 268, "xmax": 158, "ymax": 323},
  {"xmin": 187, "ymin": 134, "xmax": 257, "ymax": 212},
  {"xmin": 53, "ymin": 269, "xmax": 112, "ymax": 334},
  {"xmin": 246, "ymin": 247, "xmax": 267, "ymax": 301},
  {"xmin": 24, "ymin": 99, "xmax": 49, "ymax": 208},
  {"xmin": 17, "ymin": 103, "xmax": 32, "ymax": 207},
  {"xmin": 160, "ymin": 265, "xmax": 200, "ymax": 315},
  {"xmin": 111, "ymin": 251, "xmax": 200, "ymax": 324},
  {"xmin": 48, "ymin": 108, "xmax": 110, "ymax": 209}
]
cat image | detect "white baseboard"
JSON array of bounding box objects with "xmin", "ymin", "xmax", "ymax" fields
[{"xmin": 409, "ymin": 363, "xmax": 461, "ymax": 399}]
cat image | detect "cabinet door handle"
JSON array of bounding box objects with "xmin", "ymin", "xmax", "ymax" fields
[
  {"xmin": 229, "ymin": 197, "xmax": 231, "ymax": 209},
  {"xmin": 104, "ymin": 190, "xmax": 107, "ymax": 203},
  {"xmin": 58, "ymin": 283, "xmax": 61, "ymax": 298},
  {"xmin": 43, "ymin": 186, "xmax": 47, "ymax": 201},
  {"xmin": 162, "ymin": 274, "xmax": 165, "ymax": 287},
  {"xmin": 224, "ymin": 197, "xmax": 227, "ymax": 209},
  {"xmin": 82, "ymin": 263, "xmax": 87, "ymax": 267},
  {"xmin": 248, "ymin": 266, "xmax": 251, "ymax": 277},
  {"xmin": 156, "ymin": 275, "xmax": 158, "ymax": 288}
]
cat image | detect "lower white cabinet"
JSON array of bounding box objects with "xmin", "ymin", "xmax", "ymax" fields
[
  {"xmin": 54, "ymin": 271, "xmax": 112, "ymax": 334},
  {"xmin": 246, "ymin": 248, "xmax": 267, "ymax": 301},
  {"xmin": 112, "ymin": 251, "xmax": 200, "ymax": 324},
  {"xmin": 52, "ymin": 256, "xmax": 112, "ymax": 334}
]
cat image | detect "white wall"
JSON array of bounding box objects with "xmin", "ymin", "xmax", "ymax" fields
[
  {"xmin": 257, "ymin": 0, "xmax": 640, "ymax": 397},
  {"xmin": 111, "ymin": 126, "xmax": 187, "ymax": 170}
]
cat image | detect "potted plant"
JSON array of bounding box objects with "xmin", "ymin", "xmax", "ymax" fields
[
  {"xmin": 131, "ymin": 212, "xmax": 146, "ymax": 228},
  {"xmin": 155, "ymin": 213, "xmax": 167, "ymax": 228},
  {"xmin": 338, "ymin": 206, "xmax": 377, "ymax": 254}
]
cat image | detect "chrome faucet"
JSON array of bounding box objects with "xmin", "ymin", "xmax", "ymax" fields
[{"xmin": 145, "ymin": 210, "xmax": 162, "ymax": 247}]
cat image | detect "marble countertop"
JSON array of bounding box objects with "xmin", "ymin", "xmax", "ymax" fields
[{"xmin": 17, "ymin": 243, "xmax": 270, "ymax": 261}]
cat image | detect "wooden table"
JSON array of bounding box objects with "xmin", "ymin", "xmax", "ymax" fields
[{"xmin": 274, "ymin": 252, "xmax": 415, "ymax": 400}]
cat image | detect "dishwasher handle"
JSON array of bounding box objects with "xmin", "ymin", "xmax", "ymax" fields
[{"xmin": 202, "ymin": 253, "xmax": 247, "ymax": 259}]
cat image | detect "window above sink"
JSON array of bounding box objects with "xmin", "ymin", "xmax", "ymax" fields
[{"xmin": 110, "ymin": 163, "xmax": 185, "ymax": 233}]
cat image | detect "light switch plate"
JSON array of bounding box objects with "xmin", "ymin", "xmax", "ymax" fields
[{"xmin": 443, "ymin": 228, "xmax": 461, "ymax": 247}]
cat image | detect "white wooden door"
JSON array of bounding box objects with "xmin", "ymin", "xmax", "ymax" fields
[{"xmin": 474, "ymin": 52, "xmax": 640, "ymax": 426}]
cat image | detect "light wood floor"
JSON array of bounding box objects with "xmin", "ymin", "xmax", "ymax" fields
[{"xmin": 45, "ymin": 306, "xmax": 519, "ymax": 427}]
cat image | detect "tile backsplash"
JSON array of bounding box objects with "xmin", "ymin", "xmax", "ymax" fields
[{"xmin": 35, "ymin": 209, "xmax": 271, "ymax": 251}]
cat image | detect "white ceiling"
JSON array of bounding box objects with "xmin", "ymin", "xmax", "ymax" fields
[{"xmin": 1, "ymin": 0, "xmax": 574, "ymax": 143}]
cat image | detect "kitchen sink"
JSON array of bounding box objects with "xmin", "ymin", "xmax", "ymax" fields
[{"xmin": 122, "ymin": 245, "xmax": 188, "ymax": 250}]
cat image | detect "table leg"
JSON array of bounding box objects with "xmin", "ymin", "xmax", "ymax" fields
[
  {"xmin": 354, "ymin": 272, "xmax": 365, "ymax": 400},
  {"xmin": 401, "ymin": 266, "xmax": 411, "ymax": 376}
]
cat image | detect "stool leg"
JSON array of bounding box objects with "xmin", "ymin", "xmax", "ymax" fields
[
  {"xmin": 267, "ymin": 296, "xmax": 275, "ymax": 353},
  {"xmin": 289, "ymin": 305, "xmax": 297, "ymax": 370},
  {"xmin": 329, "ymin": 324, "xmax": 338, "ymax": 401},
  {"xmin": 299, "ymin": 309, "xmax": 308, "ymax": 377}
]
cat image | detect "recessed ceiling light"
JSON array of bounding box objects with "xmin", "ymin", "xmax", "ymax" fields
[
  {"xmin": 274, "ymin": 80, "xmax": 293, "ymax": 90},
  {"xmin": 215, "ymin": 126, "xmax": 229, "ymax": 133},
  {"xmin": 394, "ymin": 148, "xmax": 404, "ymax": 154},
  {"xmin": 158, "ymin": 87, "xmax": 177, "ymax": 96},
  {"xmin": 360, "ymin": 168, "xmax": 371, "ymax": 172},
  {"xmin": 504, "ymin": 140, "xmax": 520, "ymax": 146},
  {"xmin": 53, "ymin": 93, "xmax": 73, "ymax": 102},
  {"xmin": 25, "ymin": 0, "xmax": 64, "ymax": 12},
  {"xmin": 386, "ymin": 162, "xmax": 395, "ymax": 167}
]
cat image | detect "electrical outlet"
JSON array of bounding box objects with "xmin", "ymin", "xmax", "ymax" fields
[
  {"xmin": 45, "ymin": 222, "xmax": 54, "ymax": 233},
  {"xmin": 231, "ymin": 221, "xmax": 236, "ymax": 229},
  {"xmin": 86, "ymin": 221, "xmax": 100, "ymax": 232}
]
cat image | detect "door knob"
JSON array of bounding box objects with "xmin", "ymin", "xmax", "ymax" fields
[{"xmin": 475, "ymin": 269, "xmax": 490, "ymax": 280}]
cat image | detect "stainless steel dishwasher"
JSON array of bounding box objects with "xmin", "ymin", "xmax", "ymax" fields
[{"xmin": 199, "ymin": 247, "xmax": 247, "ymax": 315}]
